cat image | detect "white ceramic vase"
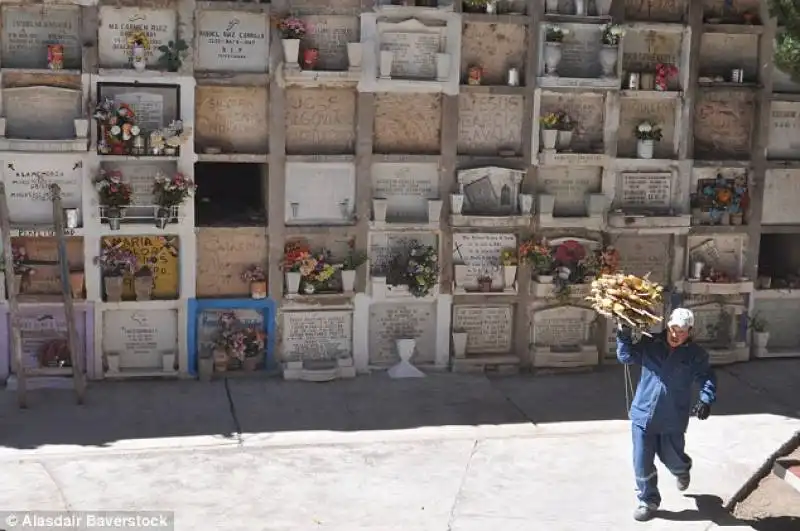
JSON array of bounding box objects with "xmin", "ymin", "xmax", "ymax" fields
[
  {"xmin": 346, "ymin": 42, "xmax": 362, "ymax": 71},
  {"xmin": 503, "ymin": 266, "xmax": 517, "ymax": 290},
  {"xmin": 436, "ymin": 53, "xmax": 450, "ymax": 82},
  {"xmin": 341, "ymin": 269, "xmax": 356, "ymax": 292},
  {"xmin": 542, "ymin": 129, "xmax": 558, "ymax": 150},
  {"xmin": 282, "ymin": 39, "xmax": 300, "ymax": 65},
  {"xmin": 452, "ymin": 332, "xmax": 468, "ymax": 359},
  {"xmin": 637, "ymin": 139, "xmax": 655, "ymax": 159},
  {"xmin": 595, "ymin": 0, "xmax": 612, "ymax": 15},
  {"xmin": 285, "ymin": 272, "xmax": 302, "ymax": 294},
  {"xmin": 599, "ymin": 45, "xmax": 618, "ymax": 78},
  {"xmin": 557, "ymin": 130, "xmax": 573, "ymax": 150},
  {"xmin": 450, "ymin": 193, "xmax": 464, "ymax": 215},
  {"xmin": 518, "ymin": 193, "xmax": 534, "ymax": 215},
  {"xmin": 545, "ymin": 0, "xmax": 559, "ymax": 13},
  {"xmin": 574, "ymin": 0, "xmax": 587, "ymax": 15},
  {"xmin": 373, "ymin": 199, "xmax": 388, "ymax": 222},
  {"xmin": 380, "ymin": 50, "xmax": 393, "ymax": 79},
  {"xmin": 427, "ymin": 199, "xmax": 443, "ymax": 223},
  {"xmin": 388, "ymin": 339, "xmax": 425, "ymax": 379},
  {"xmin": 544, "ymin": 43, "xmax": 562, "ymax": 76}
]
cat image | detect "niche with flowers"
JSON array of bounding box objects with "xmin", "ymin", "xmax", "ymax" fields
[
  {"xmin": 282, "ymin": 237, "xmax": 358, "ymax": 297},
  {"xmin": 689, "ymin": 168, "xmax": 750, "ymax": 227}
]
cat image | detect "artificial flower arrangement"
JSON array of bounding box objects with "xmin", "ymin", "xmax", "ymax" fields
[
  {"xmin": 655, "ymin": 63, "xmax": 679, "ymax": 91},
  {"xmin": 127, "ymin": 30, "xmax": 150, "ymax": 51},
  {"xmin": 578, "ymin": 250, "xmax": 602, "ymax": 280},
  {"xmin": 214, "ymin": 311, "xmax": 265, "ymax": 369},
  {"xmin": 242, "ymin": 265, "xmax": 267, "ymax": 284},
  {"xmin": 283, "ymin": 239, "xmax": 340, "ymax": 294},
  {"xmin": 635, "ymin": 121, "xmax": 663, "ymax": 142},
  {"xmin": 11, "ymin": 244, "xmax": 35, "ymax": 280},
  {"xmin": 600, "ymin": 245, "xmax": 621, "ymax": 275},
  {"xmin": 500, "ymin": 247, "xmax": 518, "ymax": 266},
  {"xmin": 390, "ymin": 240, "xmax": 438, "ymax": 298},
  {"xmin": 279, "ymin": 16, "xmax": 307, "ymax": 39},
  {"xmin": 153, "ymin": 171, "xmax": 196, "ymax": 214},
  {"xmin": 691, "ymin": 174, "xmax": 749, "ymax": 226},
  {"xmin": 94, "ymin": 169, "xmax": 133, "ymax": 215},
  {"xmin": 545, "ymin": 24, "xmax": 568, "ymax": 43},
  {"xmin": 540, "ymin": 111, "xmax": 561, "ymax": 130},
  {"xmin": 600, "ymin": 23, "xmax": 625, "ymax": 46},
  {"xmin": 519, "ymin": 238, "xmax": 553, "ymax": 277},
  {"xmin": 94, "ymin": 238, "xmax": 137, "ymax": 278},
  {"xmin": 93, "ymin": 98, "xmax": 140, "ymax": 154}
]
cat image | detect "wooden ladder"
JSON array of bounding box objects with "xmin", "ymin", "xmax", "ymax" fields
[{"xmin": 0, "ymin": 182, "xmax": 87, "ymax": 408}]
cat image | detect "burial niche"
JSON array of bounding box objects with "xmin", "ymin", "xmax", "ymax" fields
[{"xmin": 194, "ymin": 163, "xmax": 266, "ymax": 227}]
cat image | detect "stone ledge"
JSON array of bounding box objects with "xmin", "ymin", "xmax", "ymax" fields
[
  {"xmin": 0, "ymin": 138, "xmax": 87, "ymax": 152},
  {"xmin": 537, "ymin": 76, "xmax": 620, "ymax": 90},
  {"xmin": 450, "ymin": 214, "xmax": 533, "ymax": 229},
  {"xmin": 538, "ymin": 214, "xmax": 604, "ymax": 231},
  {"xmin": 707, "ymin": 343, "xmax": 749, "ymax": 366},
  {"xmin": 607, "ymin": 213, "xmax": 691, "ymax": 232},
  {"xmin": 452, "ymin": 355, "xmax": 520, "ymax": 374},
  {"xmin": 677, "ymin": 280, "xmax": 754, "ymax": 295},
  {"xmin": 537, "ymin": 151, "xmax": 608, "ymax": 167},
  {"xmin": 531, "ymin": 346, "xmax": 599, "ymax": 368}
]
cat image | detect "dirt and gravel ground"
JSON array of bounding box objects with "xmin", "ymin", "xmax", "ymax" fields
[{"xmin": 732, "ymin": 445, "xmax": 800, "ymax": 530}]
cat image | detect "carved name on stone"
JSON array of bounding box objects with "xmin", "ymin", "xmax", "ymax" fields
[
  {"xmin": 618, "ymin": 99, "xmax": 676, "ymax": 158},
  {"xmin": 285, "ymin": 89, "xmax": 356, "ymax": 154},
  {"xmin": 624, "ymin": 0, "xmax": 687, "ymax": 22},
  {"xmin": 620, "ymin": 172, "xmax": 671, "ymax": 210},
  {"xmin": 369, "ymin": 232, "xmax": 437, "ymax": 274},
  {"xmin": 368, "ymin": 303, "xmax": 437, "ymax": 364},
  {"xmin": 372, "ymin": 163, "xmax": 439, "ymax": 221},
  {"xmin": 457, "ymin": 166, "xmax": 523, "ymax": 215},
  {"xmin": 1, "ymin": 5, "xmax": 81, "ymax": 69},
  {"xmin": 541, "ymin": 92, "xmax": 605, "ymax": 151},
  {"xmin": 538, "ymin": 167, "xmax": 602, "ymax": 216},
  {"xmin": 18, "ymin": 312, "xmax": 84, "ymax": 370},
  {"xmin": 103, "ymin": 310, "xmax": 178, "ymax": 367},
  {"xmin": 694, "ymin": 90, "xmax": 754, "ymax": 159},
  {"xmin": 283, "ymin": 311, "xmax": 352, "ymax": 362},
  {"xmin": 3, "ymin": 157, "xmax": 82, "ymax": 224},
  {"xmin": 622, "ymin": 31, "xmax": 681, "ymax": 73},
  {"xmin": 197, "ymin": 228, "xmax": 268, "ymax": 297},
  {"xmin": 378, "ymin": 18, "xmax": 444, "ymax": 79},
  {"xmin": 285, "ymin": 163, "xmax": 355, "ymax": 224},
  {"xmin": 612, "ymin": 235, "xmax": 670, "ymax": 283},
  {"xmin": 196, "ymin": 10, "xmax": 269, "ymax": 72},
  {"xmin": 762, "ymin": 169, "xmax": 800, "ymax": 224},
  {"xmin": 302, "ymin": 16, "xmax": 359, "ymax": 71},
  {"xmin": 767, "ymin": 101, "xmax": 800, "ymax": 160},
  {"xmin": 453, "ymin": 233, "xmax": 515, "ymax": 286},
  {"xmin": 532, "ymin": 306, "xmax": 594, "ymax": 348},
  {"xmin": 458, "ymin": 94, "xmax": 523, "ymax": 155},
  {"xmin": 98, "ymin": 7, "xmax": 177, "ymax": 68},
  {"xmin": 4, "ymin": 86, "xmax": 81, "ymax": 140},
  {"xmin": 453, "ymin": 305, "xmax": 513, "ymax": 354},
  {"xmin": 195, "ymin": 86, "xmax": 268, "ymax": 153},
  {"xmin": 374, "ymin": 93, "xmax": 442, "ymax": 154},
  {"xmin": 559, "ymin": 24, "xmax": 602, "ymax": 79}
]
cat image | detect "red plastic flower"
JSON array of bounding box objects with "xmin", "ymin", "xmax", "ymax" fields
[{"xmin": 554, "ymin": 240, "xmax": 586, "ymax": 264}]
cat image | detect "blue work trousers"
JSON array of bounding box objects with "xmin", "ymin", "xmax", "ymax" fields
[{"xmin": 632, "ymin": 424, "xmax": 692, "ymax": 507}]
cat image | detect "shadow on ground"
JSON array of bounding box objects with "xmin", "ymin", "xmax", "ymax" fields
[
  {"xmin": 658, "ymin": 495, "xmax": 799, "ymax": 531},
  {"xmin": 0, "ymin": 360, "xmax": 796, "ymax": 451}
]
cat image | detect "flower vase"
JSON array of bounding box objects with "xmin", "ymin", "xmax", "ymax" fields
[
  {"xmin": 503, "ymin": 266, "xmax": 517, "ymax": 290},
  {"xmin": 595, "ymin": 0, "xmax": 612, "ymax": 15},
  {"xmin": 598, "ymin": 45, "xmax": 618, "ymax": 78},
  {"xmin": 282, "ymin": 39, "xmax": 300, "ymax": 66},
  {"xmin": 537, "ymin": 274, "xmax": 554, "ymax": 284},
  {"xmin": 636, "ymin": 139, "xmax": 655, "ymax": 159},
  {"xmin": 545, "ymin": 0, "xmax": 559, "ymax": 13},
  {"xmin": 557, "ymin": 130, "xmax": 573, "ymax": 150},
  {"xmin": 104, "ymin": 276, "xmax": 124, "ymax": 302},
  {"xmin": 134, "ymin": 274, "xmax": 153, "ymax": 301},
  {"xmin": 450, "ymin": 193, "xmax": 465, "ymax": 215},
  {"xmin": 132, "ymin": 44, "xmax": 146, "ymax": 72},
  {"xmin": 388, "ymin": 339, "xmax": 425, "ymax": 379},
  {"xmin": 106, "ymin": 208, "xmax": 122, "ymax": 231},
  {"xmin": 155, "ymin": 207, "xmax": 170, "ymax": 229},
  {"xmin": 285, "ymin": 272, "xmax": 302, "ymax": 294},
  {"xmin": 380, "ymin": 50, "xmax": 393, "ymax": 79},
  {"xmin": 544, "ymin": 43, "xmax": 562, "ymax": 76},
  {"xmin": 250, "ymin": 280, "xmax": 267, "ymax": 299},
  {"xmin": 341, "ymin": 269, "xmax": 356, "ymax": 293},
  {"xmin": 518, "ymin": 194, "xmax": 534, "ymax": 215},
  {"xmin": 243, "ymin": 357, "xmax": 259, "ymax": 372},
  {"xmin": 198, "ymin": 357, "xmax": 214, "ymax": 381},
  {"xmin": 542, "ymin": 128, "xmax": 558, "ymax": 150},
  {"xmin": 574, "ymin": 0, "xmax": 587, "ymax": 15},
  {"xmin": 347, "ymin": 42, "xmax": 362, "ymax": 71},
  {"xmin": 303, "ymin": 48, "xmax": 319, "ymax": 70},
  {"xmin": 452, "ymin": 332, "xmax": 468, "ymax": 359},
  {"xmin": 213, "ymin": 349, "xmax": 228, "ymax": 373},
  {"xmin": 69, "ymin": 272, "xmax": 84, "ymax": 299}
]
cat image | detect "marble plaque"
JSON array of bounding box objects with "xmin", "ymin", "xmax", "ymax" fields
[
  {"xmin": 283, "ymin": 311, "xmax": 352, "ymax": 362},
  {"xmin": 453, "ymin": 233, "xmax": 516, "ymax": 287},
  {"xmin": 620, "ymin": 172, "xmax": 671, "ymax": 210},
  {"xmin": 531, "ymin": 306, "xmax": 595, "ymax": 348},
  {"xmin": 195, "ymin": 86, "xmax": 268, "ymax": 153},
  {"xmin": 369, "ymin": 232, "xmax": 437, "ymax": 275},
  {"xmin": 18, "ymin": 311, "xmax": 85, "ymax": 370},
  {"xmin": 540, "ymin": 93, "xmax": 605, "ymax": 152},
  {"xmin": 102, "ymin": 310, "xmax": 178, "ymax": 369},
  {"xmin": 285, "ymin": 163, "xmax": 355, "ymax": 224},
  {"xmin": 453, "ymin": 305, "xmax": 513, "ymax": 354},
  {"xmin": 285, "ymin": 88, "xmax": 356, "ymax": 154},
  {"xmin": 611, "ymin": 235, "xmax": 670, "ymax": 284},
  {"xmin": 98, "ymin": 84, "xmax": 180, "ymax": 133},
  {"xmin": 198, "ymin": 308, "xmax": 263, "ymax": 357},
  {"xmin": 458, "ymin": 94, "xmax": 524, "ymax": 156},
  {"xmin": 3, "ymin": 86, "xmax": 80, "ymax": 140},
  {"xmin": 196, "ymin": 227, "xmax": 268, "ymax": 298},
  {"xmin": 1, "ymin": 5, "xmax": 81, "ymax": 69},
  {"xmin": 98, "ymin": 7, "xmax": 177, "ymax": 68},
  {"xmin": 699, "ymin": 33, "xmax": 758, "ymax": 81},
  {"xmin": 2, "ymin": 156, "xmax": 82, "ymax": 224},
  {"xmin": 103, "ymin": 236, "xmax": 180, "ymax": 299},
  {"xmin": 753, "ymin": 299, "xmax": 800, "ymax": 350},
  {"xmin": 767, "ymin": 101, "xmax": 800, "ymax": 160},
  {"xmin": 538, "ymin": 167, "xmax": 602, "ymax": 217},
  {"xmin": 688, "ymin": 305, "xmax": 726, "ymax": 344},
  {"xmin": 762, "ymin": 169, "xmax": 800, "ymax": 225},
  {"xmin": 461, "ymin": 23, "xmax": 527, "ymax": 86},
  {"xmin": 374, "ymin": 93, "xmax": 442, "ymax": 154},
  {"xmin": 457, "ymin": 166, "xmax": 523, "ymax": 215},
  {"xmin": 558, "ymin": 24, "xmax": 602, "ymax": 79},
  {"xmin": 622, "ymin": 31, "xmax": 681, "ymax": 81},
  {"xmin": 624, "ymin": 0, "xmax": 688, "ymax": 23},
  {"xmin": 378, "ymin": 18, "xmax": 444, "ymax": 79},
  {"xmin": 196, "ymin": 10, "xmax": 268, "ymax": 72},
  {"xmin": 371, "ymin": 162, "xmax": 439, "ymax": 221},
  {"xmin": 368, "ymin": 302, "xmax": 437, "ymax": 364},
  {"xmin": 618, "ymin": 99, "xmax": 676, "ymax": 159},
  {"xmin": 302, "ymin": 15, "xmax": 359, "ymax": 71},
  {"xmin": 694, "ymin": 90, "xmax": 754, "ymax": 159},
  {"xmin": 100, "ymin": 161, "xmax": 174, "ymax": 207}
]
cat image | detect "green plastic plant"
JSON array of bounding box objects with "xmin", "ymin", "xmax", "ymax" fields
[{"xmin": 157, "ymin": 39, "xmax": 189, "ymax": 72}]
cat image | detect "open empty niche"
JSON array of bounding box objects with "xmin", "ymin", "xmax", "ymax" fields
[
  {"xmin": 758, "ymin": 234, "xmax": 800, "ymax": 289},
  {"xmin": 194, "ymin": 163, "xmax": 266, "ymax": 227}
]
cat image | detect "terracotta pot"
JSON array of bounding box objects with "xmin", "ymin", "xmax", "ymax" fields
[
  {"xmin": 69, "ymin": 271, "xmax": 84, "ymax": 299},
  {"xmin": 104, "ymin": 275, "xmax": 124, "ymax": 302},
  {"xmin": 250, "ymin": 280, "xmax": 267, "ymax": 299}
]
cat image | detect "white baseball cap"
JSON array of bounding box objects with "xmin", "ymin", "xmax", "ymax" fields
[{"xmin": 667, "ymin": 308, "xmax": 694, "ymax": 329}]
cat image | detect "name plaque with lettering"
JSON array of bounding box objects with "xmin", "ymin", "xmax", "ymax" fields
[
  {"xmin": 98, "ymin": 7, "xmax": 177, "ymax": 68},
  {"xmin": 2, "ymin": 156, "xmax": 82, "ymax": 224},
  {"xmin": 620, "ymin": 172, "xmax": 672, "ymax": 210},
  {"xmin": 283, "ymin": 311, "xmax": 352, "ymax": 362},
  {"xmin": 103, "ymin": 310, "xmax": 178, "ymax": 369},
  {"xmin": 1, "ymin": 5, "xmax": 81, "ymax": 69},
  {"xmin": 196, "ymin": 10, "xmax": 269, "ymax": 72}
]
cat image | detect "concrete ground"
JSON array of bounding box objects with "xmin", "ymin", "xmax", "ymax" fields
[{"xmin": 0, "ymin": 360, "xmax": 798, "ymax": 531}]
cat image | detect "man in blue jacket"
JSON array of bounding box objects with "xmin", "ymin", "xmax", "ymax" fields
[{"xmin": 616, "ymin": 307, "xmax": 717, "ymax": 522}]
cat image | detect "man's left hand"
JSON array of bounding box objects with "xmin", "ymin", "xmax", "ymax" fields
[{"xmin": 691, "ymin": 401, "xmax": 711, "ymax": 420}]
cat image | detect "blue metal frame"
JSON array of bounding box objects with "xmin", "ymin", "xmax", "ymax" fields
[{"xmin": 187, "ymin": 298, "xmax": 277, "ymax": 376}]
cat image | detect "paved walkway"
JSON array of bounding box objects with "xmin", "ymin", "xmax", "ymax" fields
[{"xmin": 1, "ymin": 360, "xmax": 798, "ymax": 531}]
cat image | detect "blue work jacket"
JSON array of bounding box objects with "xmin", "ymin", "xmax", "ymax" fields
[{"xmin": 617, "ymin": 328, "xmax": 717, "ymax": 434}]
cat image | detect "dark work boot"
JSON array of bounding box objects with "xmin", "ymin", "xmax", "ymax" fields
[
  {"xmin": 676, "ymin": 473, "xmax": 690, "ymax": 491},
  {"xmin": 633, "ymin": 502, "xmax": 658, "ymax": 522}
]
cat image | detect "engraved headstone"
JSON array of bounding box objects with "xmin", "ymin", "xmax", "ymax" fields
[
  {"xmin": 457, "ymin": 167, "xmax": 523, "ymax": 215},
  {"xmin": 196, "ymin": 228, "xmax": 268, "ymax": 298},
  {"xmin": 285, "ymin": 89, "xmax": 356, "ymax": 154},
  {"xmin": 622, "ymin": 31, "xmax": 681, "ymax": 76},
  {"xmin": 371, "ymin": 163, "xmax": 439, "ymax": 221},
  {"xmin": 102, "ymin": 310, "xmax": 178, "ymax": 368},
  {"xmin": 762, "ymin": 169, "xmax": 800, "ymax": 224},
  {"xmin": 558, "ymin": 24, "xmax": 602, "ymax": 79},
  {"xmin": 283, "ymin": 311, "xmax": 352, "ymax": 362},
  {"xmin": 368, "ymin": 303, "xmax": 437, "ymax": 364},
  {"xmin": 369, "ymin": 232, "xmax": 437, "ymax": 275},
  {"xmin": 98, "ymin": 84, "xmax": 179, "ymax": 132},
  {"xmin": 620, "ymin": 172, "xmax": 672, "ymax": 211},
  {"xmin": 1, "ymin": 5, "xmax": 81, "ymax": 69},
  {"xmin": 302, "ymin": 15, "xmax": 359, "ymax": 71},
  {"xmin": 374, "ymin": 93, "xmax": 442, "ymax": 154},
  {"xmin": 285, "ymin": 163, "xmax": 355, "ymax": 224},
  {"xmin": 452, "ymin": 233, "xmax": 516, "ymax": 287},
  {"xmin": 98, "ymin": 7, "xmax": 177, "ymax": 68},
  {"xmin": 3, "ymin": 156, "xmax": 82, "ymax": 224},
  {"xmin": 3, "ymin": 87, "xmax": 81, "ymax": 140},
  {"xmin": 538, "ymin": 167, "xmax": 602, "ymax": 217},
  {"xmin": 767, "ymin": 101, "xmax": 800, "ymax": 160},
  {"xmin": 100, "ymin": 161, "xmax": 174, "ymax": 207},
  {"xmin": 379, "ymin": 19, "xmax": 444, "ymax": 79},
  {"xmin": 612, "ymin": 235, "xmax": 670, "ymax": 284},
  {"xmin": 532, "ymin": 306, "xmax": 595, "ymax": 349},
  {"xmin": 453, "ymin": 305, "xmax": 513, "ymax": 354},
  {"xmin": 196, "ymin": 10, "xmax": 269, "ymax": 72},
  {"xmin": 694, "ymin": 90, "xmax": 754, "ymax": 159},
  {"xmin": 541, "ymin": 93, "xmax": 605, "ymax": 152},
  {"xmin": 195, "ymin": 86, "xmax": 269, "ymax": 153},
  {"xmin": 18, "ymin": 312, "xmax": 85, "ymax": 370},
  {"xmin": 618, "ymin": 99, "xmax": 676, "ymax": 158},
  {"xmin": 457, "ymin": 94, "xmax": 524, "ymax": 155}
]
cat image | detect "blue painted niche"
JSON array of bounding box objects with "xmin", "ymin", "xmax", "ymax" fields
[{"xmin": 187, "ymin": 298, "xmax": 277, "ymax": 376}]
